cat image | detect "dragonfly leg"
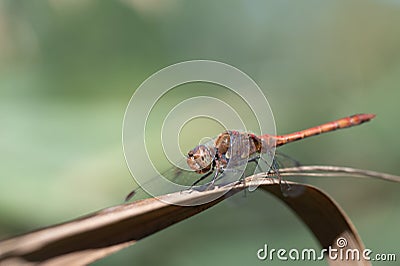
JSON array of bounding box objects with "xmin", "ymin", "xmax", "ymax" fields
[
  {"xmin": 247, "ymin": 155, "xmax": 264, "ymax": 173},
  {"xmin": 248, "ymin": 154, "xmax": 277, "ymax": 179},
  {"xmin": 189, "ymin": 170, "xmax": 213, "ymax": 189},
  {"xmin": 246, "ymin": 155, "xmax": 275, "ymax": 192},
  {"xmin": 207, "ymin": 167, "xmax": 222, "ymax": 189},
  {"xmin": 270, "ymin": 159, "xmax": 293, "ymax": 195},
  {"xmin": 251, "ymin": 155, "xmax": 292, "ymax": 195}
]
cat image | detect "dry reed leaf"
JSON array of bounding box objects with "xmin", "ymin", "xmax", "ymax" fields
[{"xmin": 2, "ymin": 166, "xmax": 396, "ymax": 265}]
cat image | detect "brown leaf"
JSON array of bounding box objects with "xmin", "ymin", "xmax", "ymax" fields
[
  {"xmin": 257, "ymin": 179, "xmax": 370, "ymax": 266},
  {"xmin": 0, "ymin": 174, "xmax": 378, "ymax": 265}
]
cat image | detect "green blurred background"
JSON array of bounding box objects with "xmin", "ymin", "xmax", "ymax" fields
[{"xmin": 1, "ymin": 0, "xmax": 399, "ymax": 265}]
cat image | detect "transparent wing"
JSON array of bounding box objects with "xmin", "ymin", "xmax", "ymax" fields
[
  {"xmin": 273, "ymin": 151, "xmax": 305, "ymax": 197},
  {"xmin": 274, "ymin": 151, "xmax": 301, "ymax": 168}
]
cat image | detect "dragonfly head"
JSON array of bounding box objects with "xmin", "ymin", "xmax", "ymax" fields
[{"xmin": 187, "ymin": 144, "xmax": 215, "ymax": 174}]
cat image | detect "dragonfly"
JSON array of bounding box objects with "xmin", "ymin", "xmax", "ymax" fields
[{"xmin": 125, "ymin": 113, "xmax": 375, "ymax": 201}]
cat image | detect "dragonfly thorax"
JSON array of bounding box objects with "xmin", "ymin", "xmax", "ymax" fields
[{"xmin": 187, "ymin": 144, "xmax": 216, "ymax": 174}]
